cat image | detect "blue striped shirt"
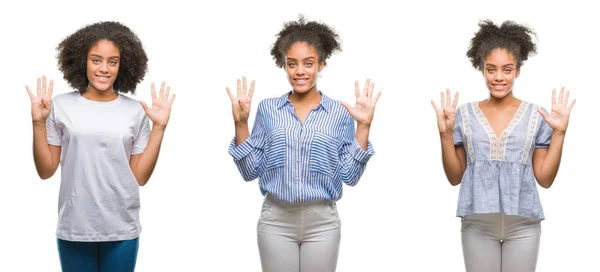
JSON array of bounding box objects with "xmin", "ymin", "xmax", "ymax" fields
[{"xmin": 229, "ymin": 91, "xmax": 375, "ymax": 203}]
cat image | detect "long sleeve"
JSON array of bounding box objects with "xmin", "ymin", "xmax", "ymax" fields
[
  {"xmin": 228, "ymin": 102, "xmax": 267, "ymax": 181},
  {"xmin": 339, "ymin": 114, "xmax": 374, "ymax": 186}
]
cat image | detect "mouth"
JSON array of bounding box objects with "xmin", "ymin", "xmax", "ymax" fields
[
  {"xmin": 294, "ymin": 78, "xmax": 309, "ymax": 85},
  {"xmin": 491, "ymin": 84, "xmax": 506, "ymax": 90},
  {"xmin": 96, "ymin": 75, "xmax": 111, "ymax": 82}
]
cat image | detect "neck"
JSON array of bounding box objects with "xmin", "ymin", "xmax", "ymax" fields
[
  {"xmin": 82, "ymin": 86, "xmax": 118, "ymax": 102},
  {"xmin": 485, "ymin": 91, "xmax": 519, "ymax": 107},
  {"xmin": 289, "ymin": 86, "xmax": 321, "ymax": 105}
]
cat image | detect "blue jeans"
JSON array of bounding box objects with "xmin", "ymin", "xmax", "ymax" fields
[{"xmin": 57, "ymin": 237, "xmax": 139, "ymax": 272}]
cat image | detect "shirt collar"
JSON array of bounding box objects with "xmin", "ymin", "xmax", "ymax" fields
[{"xmin": 276, "ymin": 91, "xmax": 332, "ymax": 113}]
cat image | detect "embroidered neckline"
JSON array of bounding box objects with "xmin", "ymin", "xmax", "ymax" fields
[{"xmin": 472, "ymin": 101, "xmax": 529, "ymax": 160}]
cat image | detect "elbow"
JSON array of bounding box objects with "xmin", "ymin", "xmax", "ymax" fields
[
  {"xmin": 538, "ymin": 179, "xmax": 553, "ymax": 189},
  {"xmin": 449, "ymin": 179, "xmax": 462, "ymax": 186},
  {"xmin": 242, "ymin": 175, "xmax": 256, "ymax": 182},
  {"xmin": 37, "ymin": 169, "xmax": 56, "ymax": 180}
]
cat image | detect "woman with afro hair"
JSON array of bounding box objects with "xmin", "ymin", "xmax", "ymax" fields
[
  {"xmin": 226, "ymin": 15, "xmax": 381, "ymax": 272},
  {"xmin": 431, "ymin": 20, "xmax": 575, "ymax": 271},
  {"xmin": 25, "ymin": 21, "xmax": 175, "ymax": 271}
]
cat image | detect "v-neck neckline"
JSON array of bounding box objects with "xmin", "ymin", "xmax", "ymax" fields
[{"xmin": 473, "ymin": 100, "xmax": 528, "ymax": 140}]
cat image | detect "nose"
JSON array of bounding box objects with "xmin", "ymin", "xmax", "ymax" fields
[
  {"xmin": 494, "ymin": 71, "xmax": 503, "ymax": 82},
  {"xmin": 295, "ymin": 65, "xmax": 305, "ymax": 76},
  {"xmin": 99, "ymin": 61, "xmax": 109, "ymax": 73}
]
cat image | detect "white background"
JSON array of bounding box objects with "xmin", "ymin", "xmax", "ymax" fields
[{"xmin": 1, "ymin": 0, "xmax": 598, "ymax": 271}]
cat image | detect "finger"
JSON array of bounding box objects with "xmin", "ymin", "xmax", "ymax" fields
[
  {"xmin": 164, "ymin": 86, "xmax": 171, "ymax": 101},
  {"xmin": 567, "ymin": 99, "xmax": 576, "ymax": 111},
  {"xmin": 363, "ymin": 79, "xmax": 371, "ymax": 97},
  {"xmin": 373, "ymin": 91, "xmax": 382, "ymax": 104},
  {"xmin": 48, "ymin": 79, "xmax": 54, "ymax": 98},
  {"xmin": 563, "ymin": 91, "xmax": 569, "ymax": 107},
  {"xmin": 36, "ymin": 77, "xmax": 41, "ymax": 96},
  {"xmin": 42, "ymin": 75, "xmax": 47, "ymax": 94},
  {"xmin": 558, "ymin": 87, "xmax": 564, "ymax": 105},
  {"xmin": 445, "ymin": 88, "xmax": 451, "ymax": 107},
  {"xmin": 168, "ymin": 93, "xmax": 176, "ymax": 105},
  {"xmin": 443, "ymin": 109, "xmax": 455, "ymax": 120},
  {"xmin": 551, "ymin": 88, "xmax": 556, "ymax": 105},
  {"xmin": 340, "ymin": 101, "xmax": 353, "ymax": 112},
  {"xmin": 440, "ymin": 91, "xmax": 446, "ymax": 108},
  {"xmin": 151, "ymin": 83, "xmax": 157, "ymax": 99},
  {"xmin": 242, "ymin": 76, "xmax": 247, "ymax": 95},
  {"xmin": 159, "ymin": 82, "xmax": 166, "ymax": 99},
  {"xmin": 368, "ymin": 82, "xmax": 374, "ymax": 99},
  {"xmin": 248, "ymin": 80, "xmax": 255, "ymax": 99},
  {"xmin": 26, "ymin": 86, "xmax": 34, "ymax": 100},
  {"xmin": 452, "ymin": 91, "xmax": 459, "ymax": 109},
  {"xmin": 237, "ymin": 78, "xmax": 241, "ymax": 97},
  {"xmin": 430, "ymin": 100, "xmax": 440, "ymax": 112},
  {"xmin": 140, "ymin": 101, "xmax": 150, "ymax": 113},
  {"xmin": 354, "ymin": 80, "xmax": 360, "ymax": 98},
  {"xmin": 226, "ymin": 87, "xmax": 235, "ymax": 101},
  {"xmin": 537, "ymin": 108, "xmax": 549, "ymax": 121}
]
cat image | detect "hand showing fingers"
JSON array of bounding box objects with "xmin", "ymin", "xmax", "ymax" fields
[
  {"xmin": 341, "ymin": 79, "xmax": 382, "ymax": 125},
  {"xmin": 538, "ymin": 87, "xmax": 575, "ymax": 133},
  {"xmin": 226, "ymin": 76, "xmax": 255, "ymax": 123},
  {"xmin": 26, "ymin": 75, "xmax": 54, "ymax": 123},
  {"xmin": 140, "ymin": 81, "xmax": 175, "ymax": 127},
  {"xmin": 430, "ymin": 88, "xmax": 459, "ymax": 133}
]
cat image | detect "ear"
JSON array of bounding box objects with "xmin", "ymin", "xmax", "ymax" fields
[
  {"xmin": 318, "ymin": 60, "xmax": 325, "ymax": 72},
  {"xmin": 515, "ymin": 68, "xmax": 520, "ymax": 78}
]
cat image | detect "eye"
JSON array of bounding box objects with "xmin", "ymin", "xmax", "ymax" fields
[
  {"xmin": 91, "ymin": 59, "xmax": 100, "ymax": 63},
  {"xmin": 288, "ymin": 62, "xmax": 296, "ymax": 68},
  {"xmin": 109, "ymin": 60, "xmax": 118, "ymax": 65},
  {"xmin": 305, "ymin": 62, "xmax": 313, "ymax": 67},
  {"xmin": 504, "ymin": 68, "xmax": 512, "ymax": 73},
  {"xmin": 487, "ymin": 68, "xmax": 495, "ymax": 73}
]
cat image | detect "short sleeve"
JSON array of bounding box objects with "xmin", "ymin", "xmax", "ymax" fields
[
  {"xmin": 453, "ymin": 107, "xmax": 464, "ymax": 146},
  {"xmin": 132, "ymin": 115, "xmax": 151, "ymax": 154},
  {"xmin": 46, "ymin": 102, "xmax": 62, "ymax": 146},
  {"xmin": 535, "ymin": 107, "xmax": 552, "ymax": 149}
]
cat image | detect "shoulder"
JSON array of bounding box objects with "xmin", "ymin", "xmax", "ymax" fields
[{"xmin": 52, "ymin": 91, "xmax": 78, "ymax": 103}]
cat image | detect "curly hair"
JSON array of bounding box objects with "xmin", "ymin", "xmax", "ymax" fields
[
  {"xmin": 270, "ymin": 15, "xmax": 341, "ymax": 68},
  {"xmin": 467, "ymin": 20, "xmax": 537, "ymax": 71},
  {"xmin": 56, "ymin": 21, "xmax": 148, "ymax": 94}
]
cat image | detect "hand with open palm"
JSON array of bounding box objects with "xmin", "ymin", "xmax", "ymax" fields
[
  {"xmin": 26, "ymin": 75, "xmax": 54, "ymax": 123},
  {"xmin": 538, "ymin": 87, "xmax": 576, "ymax": 133},
  {"xmin": 341, "ymin": 79, "xmax": 382, "ymax": 126},
  {"xmin": 431, "ymin": 89, "xmax": 459, "ymax": 134},
  {"xmin": 226, "ymin": 76, "xmax": 255, "ymax": 124},
  {"xmin": 140, "ymin": 82, "xmax": 176, "ymax": 127}
]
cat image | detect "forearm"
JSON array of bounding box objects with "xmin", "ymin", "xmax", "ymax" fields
[
  {"xmin": 440, "ymin": 133, "xmax": 465, "ymax": 186},
  {"xmin": 355, "ymin": 123, "xmax": 370, "ymax": 151},
  {"xmin": 535, "ymin": 132, "xmax": 565, "ymax": 188},
  {"xmin": 132, "ymin": 125, "xmax": 166, "ymax": 186},
  {"xmin": 235, "ymin": 122, "xmax": 249, "ymax": 146},
  {"xmin": 32, "ymin": 122, "xmax": 56, "ymax": 179}
]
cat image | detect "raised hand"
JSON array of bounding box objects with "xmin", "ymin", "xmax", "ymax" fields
[
  {"xmin": 26, "ymin": 75, "xmax": 54, "ymax": 123},
  {"xmin": 431, "ymin": 89, "xmax": 459, "ymax": 134},
  {"xmin": 341, "ymin": 79, "xmax": 382, "ymax": 126},
  {"xmin": 140, "ymin": 82, "xmax": 176, "ymax": 127},
  {"xmin": 538, "ymin": 87, "xmax": 576, "ymax": 133},
  {"xmin": 226, "ymin": 76, "xmax": 255, "ymax": 124}
]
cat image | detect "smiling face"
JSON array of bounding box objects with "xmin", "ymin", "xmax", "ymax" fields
[
  {"xmin": 284, "ymin": 42, "xmax": 324, "ymax": 94},
  {"xmin": 86, "ymin": 39, "xmax": 120, "ymax": 94},
  {"xmin": 483, "ymin": 48, "xmax": 520, "ymax": 99}
]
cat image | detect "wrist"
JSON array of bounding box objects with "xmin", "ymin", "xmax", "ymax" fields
[
  {"xmin": 356, "ymin": 122, "xmax": 371, "ymax": 130},
  {"xmin": 152, "ymin": 123, "xmax": 167, "ymax": 131}
]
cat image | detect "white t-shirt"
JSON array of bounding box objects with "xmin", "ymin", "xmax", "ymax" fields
[{"xmin": 46, "ymin": 91, "xmax": 150, "ymax": 242}]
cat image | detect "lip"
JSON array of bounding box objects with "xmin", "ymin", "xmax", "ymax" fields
[
  {"xmin": 96, "ymin": 75, "xmax": 112, "ymax": 82},
  {"xmin": 294, "ymin": 78, "xmax": 309, "ymax": 85},
  {"xmin": 491, "ymin": 84, "xmax": 506, "ymax": 90}
]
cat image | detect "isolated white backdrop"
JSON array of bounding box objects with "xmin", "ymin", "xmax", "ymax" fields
[{"xmin": 1, "ymin": 0, "xmax": 598, "ymax": 271}]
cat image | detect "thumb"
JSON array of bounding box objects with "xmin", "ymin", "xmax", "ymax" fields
[
  {"xmin": 340, "ymin": 101, "xmax": 352, "ymax": 112},
  {"xmin": 140, "ymin": 101, "xmax": 150, "ymax": 113},
  {"xmin": 537, "ymin": 108, "xmax": 549, "ymax": 121}
]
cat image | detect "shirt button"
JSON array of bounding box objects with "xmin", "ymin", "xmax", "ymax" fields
[
  {"xmin": 297, "ymin": 197, "xmax": 301, "ymax": 201},
  {"xmin": 297, "ymin": 178, "xmax": 300, "ymax": 182},
  {"xmin": 297, "ymin": 140, "xmax": 300, "ymax": 144},
  {"xmin": 296, "ymin": 160, "xmax": 300, "ymax": 163}
]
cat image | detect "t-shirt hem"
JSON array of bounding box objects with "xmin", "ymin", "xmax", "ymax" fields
[{"xmin": 56, "ymin": 230, "xmax": 141, "ymax": 242}]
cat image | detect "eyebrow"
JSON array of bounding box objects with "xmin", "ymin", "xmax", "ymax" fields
[
  {"xmin": 90, "ymin": 54, "xmax": 120, "ymax": 59},
  {"xmin": 286, "ymin": 56, "xmax": 317, "ymax": 61},
  {"xmin": 485, "ymin": 63, "xmax": 514, "ymax": 67}
]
